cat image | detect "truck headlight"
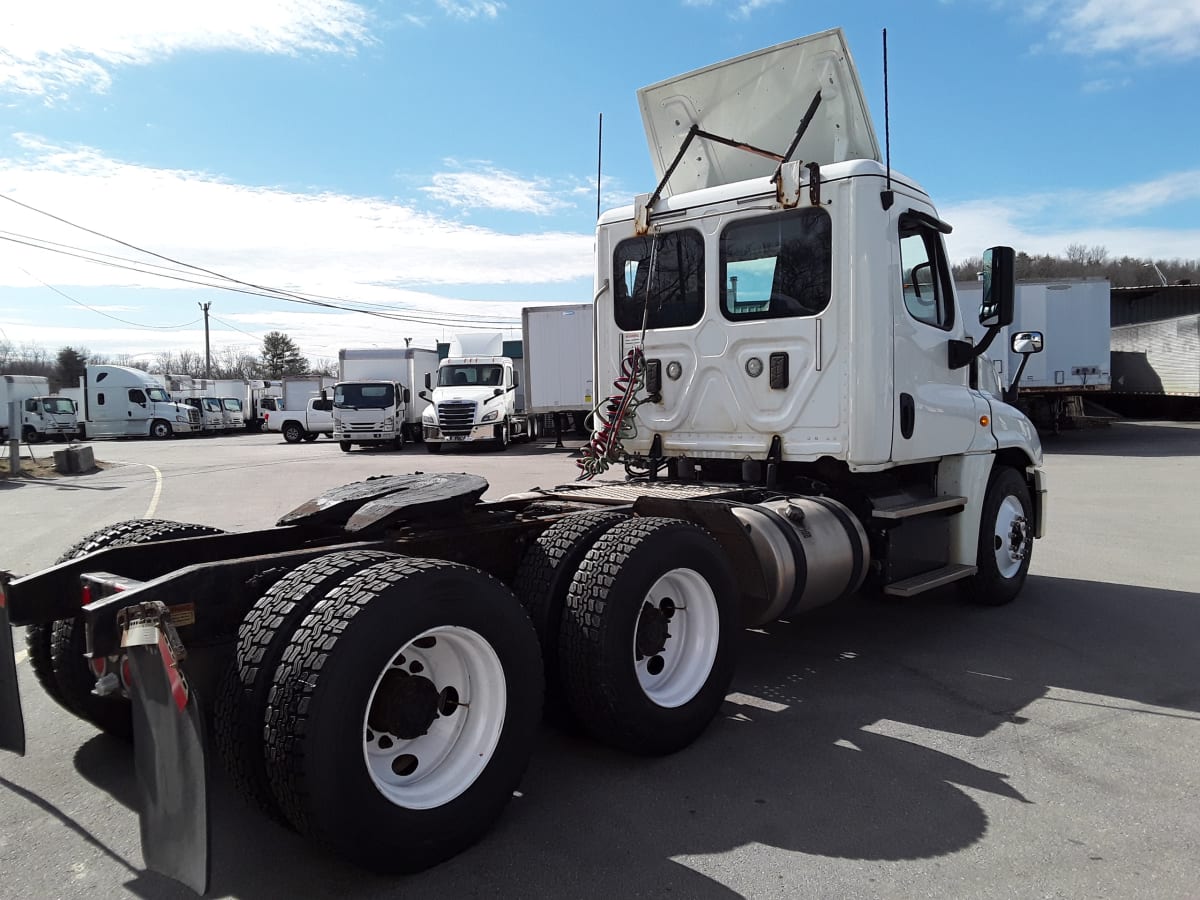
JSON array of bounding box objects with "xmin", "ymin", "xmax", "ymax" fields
[
  {"xmin": 481, "ymin": 409, "xmax": 499, "ymax": 423},
  {"xmin": 175, "ymin": 414, "xmax": 187, "ymax": 423},
  {"xmin": 383, "ymin": 417, "xmax": 394, "ymax": 430},
  {"xmin": 422, "ymin": 407, "xmax": 436, "ymax": 423}
]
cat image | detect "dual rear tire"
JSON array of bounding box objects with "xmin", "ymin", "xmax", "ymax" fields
[{"xmin": 218, "ymin": 553, "xmax": 542, "ymax": 873}]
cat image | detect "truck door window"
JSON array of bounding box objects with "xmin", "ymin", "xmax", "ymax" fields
[
  {"xmin": 719, "ymin": 208, "xmax": 832, "ymax": 320},
  {"xmin": 128, "ymin": 389, "xmax": 147, "ymax": 405},
  {"xmin": 313, "ymin": 398, "xmax": 333, "ymax": 412},
  {"xmin": 25, "ymin": 399, "xmax": 38, "ymax": 412},
  {"xmin": 613, "ymin": 229, "xmax": 704, "ymax": 331},
  {"xmin": 898, "ymin": 216, "xmax": 954, "ymax": 330}
]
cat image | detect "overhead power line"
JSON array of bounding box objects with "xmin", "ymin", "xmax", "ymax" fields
[
  {"xmin": 0, "ymin": 192, "xmax": 527, "ymax": 329},
  {"xmin": 15, "ymin": 265, "xmax": 202, "ymax": 330}
]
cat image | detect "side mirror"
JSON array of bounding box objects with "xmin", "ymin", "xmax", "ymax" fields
[
  {"xmin": 493, "ymin": 388, "xmax": 503, "ymax": 397},
  {"xmin": 424, "ymin": 373, "xmax": 432, "ymax": 390},
  {"xmin": 402, "ymin": 388, "xmax": 411, "ymax": 404},
  {"xmin": 979, "ymin": 246, "xmax": 1015, "ymax": 328},
  {"xmin": 418, "ymin": 389, "xmax": 428, "ymax": 401},
  {"xmin": 1011, "ymin": 331, "xmax": 1044, "ymax": 355}
]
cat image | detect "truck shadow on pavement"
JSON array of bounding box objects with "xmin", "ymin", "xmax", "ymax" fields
[
  {"xmin": 1044, "ymin": 421, "xmax": 1200, "ymax": 458},
  {"xmin": 68, "ymin": 573, "xmax": 1200, "ymax": 898}
]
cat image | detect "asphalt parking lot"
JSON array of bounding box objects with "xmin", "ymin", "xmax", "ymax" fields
[{"xmin": 1, "ymin": 424, "xmax": 1198, "ymax": 899}]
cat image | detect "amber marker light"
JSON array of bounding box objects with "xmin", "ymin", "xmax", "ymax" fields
[{"xmin": 980, "ymin": 415, "xmax": 990, "ymax": 427}]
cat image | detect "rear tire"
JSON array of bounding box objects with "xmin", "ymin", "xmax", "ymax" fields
[
  {"xmin": 214, "ymin": 549, "xmax": 398, "ymax": 820},
  {"xmin": 283, "ymin": 423, "xmax": 304, "ymax": 444},
  {"xmin": 263, "ymin": 558, "xmax": 542, "ymax": 873},
  {"xmin": 513, "ymin": 511, "xmax": 628, "ymax": 724},
  {"xmin": 45, "ymin": 519, "xmax": 226, "ymax": 738},
  {"xmin": 559, "ymin": 517, "xmax": 737, "ymax": 756}
]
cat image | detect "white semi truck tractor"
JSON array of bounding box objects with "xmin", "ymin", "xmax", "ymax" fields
[{"xmin": 0, "ymin": 28, "xmax": 1045, "ymax": 894}]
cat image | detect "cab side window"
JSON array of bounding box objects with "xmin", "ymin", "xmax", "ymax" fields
[
  {"xmin": 129, "ymin": 389, "xmax": 147, "ymax": 404},
  {"xmin": 313, "ymin": 398, "xmax": 332, "ymax": 412},
  {"xmin": 898, "ymin": 215, "xmax": 954, "ymax": 330},
  {"xmin": 24, "ymin": 399, "xmax": 38, "ymax": 412}
]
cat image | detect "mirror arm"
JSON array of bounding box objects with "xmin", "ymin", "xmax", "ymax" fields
[
  {"xmin": 1005, "ymin": 354, "xmax": 1032, "ymax": 404},
  {"xmin": 949, "ymin": 324, "xmax": 1000, "ymax": 370}
]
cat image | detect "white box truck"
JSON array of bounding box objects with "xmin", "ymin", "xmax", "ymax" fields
[
  {"xmin": 960, "ymin": 279, "xmax": 1111, "ymax": 431},
  {"xmin": 522, "ymin": 304, "xmax": 595, "ymax": 441},
  {"xmin": 3, "ymin": 29, "xmax": 1049, "ymax": 893},
  {"xmin": 333, "ymin": 347, "xmax": 439, "ymax": 451},
  {"xmin": 0, "ymin": 375, "xmax": 79, "ymax": 442}
]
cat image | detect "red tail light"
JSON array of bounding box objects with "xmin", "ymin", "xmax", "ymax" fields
[{"xmin": 80, "ymin": 584, "xmax": 92, "ymax": 606}]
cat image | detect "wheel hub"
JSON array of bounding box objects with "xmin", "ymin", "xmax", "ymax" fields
[
  {"xmin": 1008, "ymin": 516, "xmax": 1029, "ymax": 561},
  {"xmin": 367, "ymin": 669, "xmax": 440, "ymax": 739},
  {"xmin": 635, "ymin": 600, "xmax": 672, "ymax": 659}
]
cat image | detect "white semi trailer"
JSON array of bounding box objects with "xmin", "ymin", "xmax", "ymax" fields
[{"xmin": 2, "ymin": 28, "xmax": 1046, "ymax": 894}]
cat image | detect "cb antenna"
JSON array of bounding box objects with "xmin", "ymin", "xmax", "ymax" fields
[
  {"xmin": 881, "ymin": 27, "xmax": 894, "ymax": 211},
  {"xmin": 596, "ymin": 112, "xmax": 604, "ymax": 221}
]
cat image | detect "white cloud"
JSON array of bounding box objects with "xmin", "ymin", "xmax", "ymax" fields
[
  {"xmin": 420, "ymin": 162, "xmax": 574, "ymax": 214},
  {"xmin": 1028, "ymin": 0, "xmax": 1200, "ymax": 60},
  {"xmin": 0, "ymin": 136, "xmax": 592, "ymax": 289},
  {"xmin": 940, "ymin": 168, "xmax": 1200, "ymax": 261},
  {"xmin": 732, "ymin": 0, "xmax": 783, "ymax": 19},
  {"xmin": 0, "ymin": 0, "xmax": 373, "ymax": 100},
  {"xmin": 0, "ymin": 137, "xmax": 593, "ymax": 357},
  {"xmin": 435, "ymin": 1, "xmax": 506, "ymax": 21}
]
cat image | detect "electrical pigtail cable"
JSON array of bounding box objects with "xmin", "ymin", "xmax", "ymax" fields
[{"xmin": 577, "ymin": 235, "xmax": 659, "ymax": 480}]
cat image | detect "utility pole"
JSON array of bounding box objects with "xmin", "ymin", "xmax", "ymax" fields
[{"xmin": 199, "ymin": 301, "xmax": 212, "ymax": 379}]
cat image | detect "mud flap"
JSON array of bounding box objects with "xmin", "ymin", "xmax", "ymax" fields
[
  {"xmin": 121, "ymin": 602, "xmax": 210, "ymax": 896},
  {"xmin": 0, "ymin": 597, "xmax": 26, "ymax": 756}
]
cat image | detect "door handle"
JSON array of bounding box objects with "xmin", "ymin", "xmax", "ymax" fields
[{"xmin": 899, "ymin": 393, "xmax": 915, "ymax": 439}]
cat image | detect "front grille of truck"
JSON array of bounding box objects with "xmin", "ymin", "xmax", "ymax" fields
[
  {"xmin": 347, "ymin": 422, "xmax": 383, "ymax": 432},
  {"xmin": 437, "ymin": 401, "xmax": 476, "ymax": 436},
  {"xmin": 188, "ymin": 409, "xmax": 201, "ymax": 425}
]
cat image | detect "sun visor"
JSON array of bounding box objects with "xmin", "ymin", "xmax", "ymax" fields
[{"xmin": 637, "ymin": 28, "xmax": 880, "ymax": 196}]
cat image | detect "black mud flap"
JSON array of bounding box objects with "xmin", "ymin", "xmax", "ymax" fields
[
  {"xmin": 122, "ymin": 602, "xmax": 210, "ymax": 896},
  {"xmin": 0, "ymin": 596, "xmax": 26, "ymax": 756}
]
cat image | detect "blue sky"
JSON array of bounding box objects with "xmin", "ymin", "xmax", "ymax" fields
[{"xmin": 1, "ymin": 0, "xmax": 1197, "ymax": 367}]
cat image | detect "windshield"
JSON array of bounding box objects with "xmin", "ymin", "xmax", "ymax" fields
[
  {"xmin": 222, "ymin": 398, "xmax": 243, "ymax": 411},
  {"xmin": 203, "ymin": 398, "xmax": 223, "ymax": 412},
  {"xmin": 42, "ymin": 398, "xmax": 75, "ymax": 414},
  {"xmin": 146, "ymin": 387, "xmax": 170, "ymax": 402},
  {"xmin": 437, "ymin": 365, "xmax": 504, "ymax": 388},
  {"xmin": 334, "ymin": 383, "xmax": 395, "ymax": 409}
]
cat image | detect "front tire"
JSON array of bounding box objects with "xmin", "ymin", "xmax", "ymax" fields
[
  {"xmin": 150, "ymin": 419, "xmax": 173, "ymax": 440},
  {"xmin": 339, "ymin": 441, "xmax": 353, "ymax": 452},
  {"xmin": 263, "ymin": 558, "xmax": 542, "ymax": 873},
  {"xmin": 303, "ymin": 432, "xmax": 319, "ymax": 442},
  {"xmin": 961, "ymin": 467, "xmax": 1034, "ymax": 606},
  {"xmin": 559, "ymin": 517, "xmax": 737, "ymax": 756},
  {"xmin": 493, "ymin": 421, "xmax": 509, "ymax": 451}
]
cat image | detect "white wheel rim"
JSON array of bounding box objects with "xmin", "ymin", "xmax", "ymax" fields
[
  {"xmin": 632, "ymin": 567, "xmax": 720, "ymax": 708},
  {"xmin": 361, "ymin": 626, "xmax": 506, "ymax": 810},
  {"xmin": 993, "ymin": 495, "xmax": 1029, "ymax": 579}
]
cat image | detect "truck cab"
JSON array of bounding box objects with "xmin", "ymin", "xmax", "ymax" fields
[
  {"xmin": 78, "ymin": 366, "xmax": 200, "ymax": 439},
  {"xmin": 420, "ymin": 335, "xmax": 530, "ymax": 451}
]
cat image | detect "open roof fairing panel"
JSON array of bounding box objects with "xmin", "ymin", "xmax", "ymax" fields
[{"xmin": 637, "ymin": 28, "xmax": 880, "ymax": 197}]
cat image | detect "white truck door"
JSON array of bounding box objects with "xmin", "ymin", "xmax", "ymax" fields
[{"xmin": 891, "ymin": 212, "xmax": 982, "ymax": 462}]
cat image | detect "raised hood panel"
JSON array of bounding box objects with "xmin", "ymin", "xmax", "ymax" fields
[{"xmin": 638, "ymin": 28, "xmax": 879, "ymax": 196}]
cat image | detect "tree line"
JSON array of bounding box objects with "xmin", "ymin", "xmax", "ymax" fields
[
  {"xmin": 951, "ymin": 245, "xmax": 1199, "ymax": 286},
  {"xmin": 0, "ymin": 331, "xmax": 336, "ymax": 392}
]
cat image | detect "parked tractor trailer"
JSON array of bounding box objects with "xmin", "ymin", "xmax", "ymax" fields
[{"xmin": 0, "ymin": 28, "xmax": 1047, "ymax": 894}]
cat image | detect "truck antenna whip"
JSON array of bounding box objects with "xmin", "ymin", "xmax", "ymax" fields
[
  {"xmin": 596, "ymin": 112, "xmax": 604, "ymax": 221},
  {"xmin": 881, "ymin": 28, "xmax": 894, "ymax": 211}
]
